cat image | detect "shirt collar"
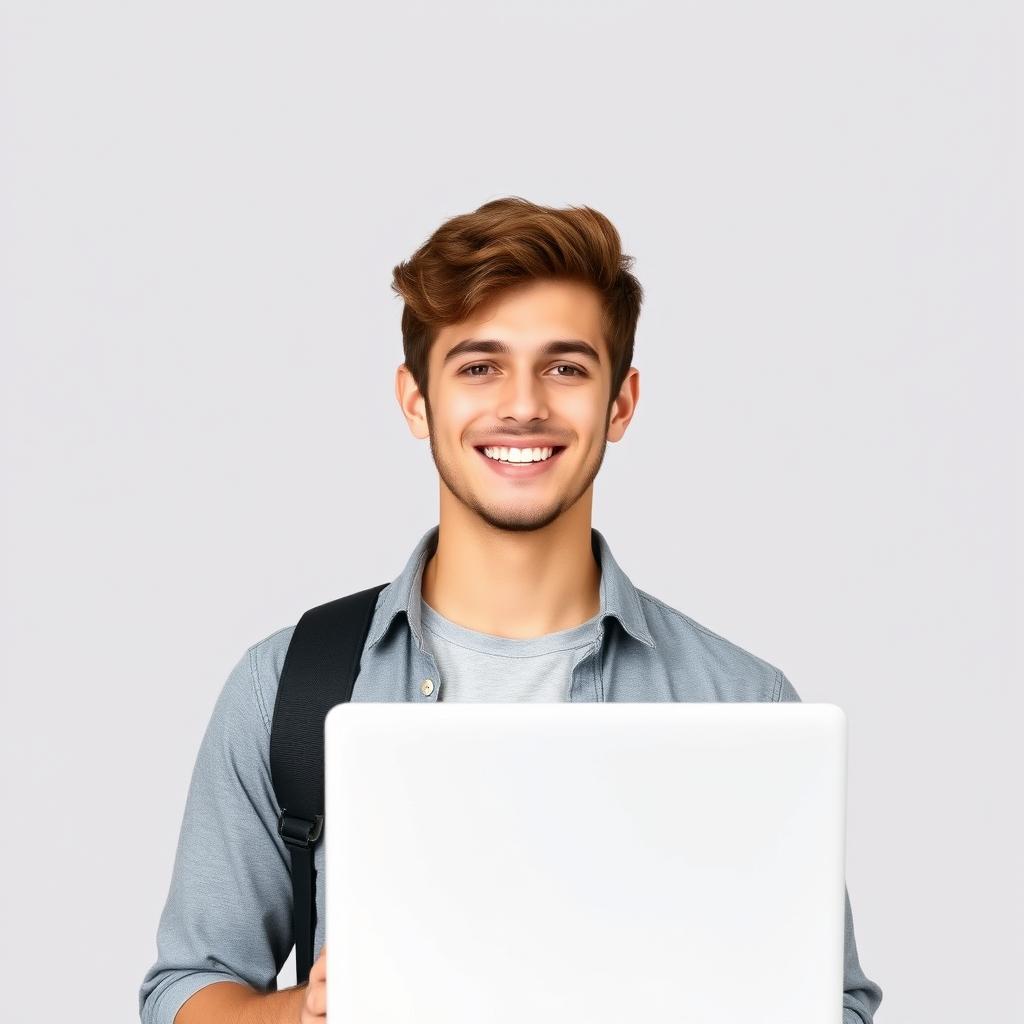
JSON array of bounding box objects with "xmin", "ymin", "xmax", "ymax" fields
[{"xmin": 364, "ymin": 524, "xmax": 656, "ymax": 652}]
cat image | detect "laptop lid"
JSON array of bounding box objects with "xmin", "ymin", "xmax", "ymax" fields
[{"xmin": 325, "ymin": 702, "xmax": 847, "ymax": 1024}]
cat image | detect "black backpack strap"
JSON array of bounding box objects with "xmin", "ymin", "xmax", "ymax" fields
[{"xmin": 269, "ymin": 582, "xmax": 389, "ymax": 985}]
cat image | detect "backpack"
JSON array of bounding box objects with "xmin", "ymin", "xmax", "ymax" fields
[{"xmin": 269, "ymin": 582, "xmax": 390, "ymax": 984}]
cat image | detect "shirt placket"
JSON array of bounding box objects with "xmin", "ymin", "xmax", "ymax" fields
[{"xmin": 569, "ymin": 625, "xmax": 604, "ymax": 702}]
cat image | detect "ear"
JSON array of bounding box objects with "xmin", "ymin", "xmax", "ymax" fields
[
  {"xmin": 606, "ymin": 367, "xmax": 640, "ymax": 443},
  {"xmin": 395, "ymin": 363, "xmax": 430, "ymax": 440}
]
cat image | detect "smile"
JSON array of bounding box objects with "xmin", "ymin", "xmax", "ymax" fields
[{"xmin": 474, "ymin": 445, "xmax": 566, "ymax": 478}]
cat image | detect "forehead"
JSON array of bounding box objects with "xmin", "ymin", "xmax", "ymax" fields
[{"xmin": 434, "ymin": 279, "xmax": 606, "ymax": 356}]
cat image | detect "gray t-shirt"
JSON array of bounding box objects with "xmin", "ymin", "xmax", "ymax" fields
[{"xmin": 420, "ymin": 598, "xmax": 602, "ymax": 702}]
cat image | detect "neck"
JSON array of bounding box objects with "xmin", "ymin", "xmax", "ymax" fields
[{"xmin": 420, "ymin": 496, "xmax": 601, "ymax": 639}]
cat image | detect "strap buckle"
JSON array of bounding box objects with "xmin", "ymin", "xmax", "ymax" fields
[{"xmin": 277, "ymin": 811, "xmax": 324, "ymax": 849}]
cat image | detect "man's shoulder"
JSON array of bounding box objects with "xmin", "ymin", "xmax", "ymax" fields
[
  {"xmin": 634, "ymin": 588, "xmax": 788, "ymax": 701},
  {"xmin": 242, "ymin": 623, "xmax": 298, "ymax": 732},
  {"xmin": 242, "ymin": 584, "xmax": 394, "ymax": 721}
]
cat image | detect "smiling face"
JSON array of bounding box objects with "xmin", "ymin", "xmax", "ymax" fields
[{"xmin": 396, "ymin": 278, "xmax": 639, "ymax": 534}]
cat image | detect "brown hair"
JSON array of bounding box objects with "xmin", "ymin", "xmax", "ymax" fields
[{"xmin": 391, "ymin": 196, "xmax": 643, "ymax": 412}]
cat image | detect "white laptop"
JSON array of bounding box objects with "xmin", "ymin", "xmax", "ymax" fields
[{"xmin": 325, "ymin": 702, "xmax": 847, "ymax": 1024}]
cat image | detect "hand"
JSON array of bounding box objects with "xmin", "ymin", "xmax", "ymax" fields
[{"xmin": 300, "ymin": 945, "xmax": 327, "ymax": 1022}]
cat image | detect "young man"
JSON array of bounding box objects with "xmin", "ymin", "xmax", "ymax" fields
[{"xmin": 139, "ymin": 197, "xmax": 883, "ymax": 1024}]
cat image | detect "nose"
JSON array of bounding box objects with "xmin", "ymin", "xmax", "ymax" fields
[{"xmin": 493, "ymin": 369, "xmax": 550, "ymax": 422}]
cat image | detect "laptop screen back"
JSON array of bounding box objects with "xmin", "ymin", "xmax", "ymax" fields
[{"xmin": 325, "ymin": 702, "xmax": 847, "ymax": 1024}]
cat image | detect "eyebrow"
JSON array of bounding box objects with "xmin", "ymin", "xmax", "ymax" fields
[{"xmin": 442, "ymin": 338, "xmax": 602, "ymax": 367}]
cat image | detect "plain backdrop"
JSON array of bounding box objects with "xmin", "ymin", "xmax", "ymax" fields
[{"xmin": 1, "ymin": 2, "xmax": 1020, "ymax": 1021}]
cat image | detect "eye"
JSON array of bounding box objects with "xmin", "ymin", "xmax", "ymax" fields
[
  {"xmin": 552, "ymin": 364, "xmax": 586, "ymax": 378},
  {"xmin": 460, "ymin": 363, "xmax": 495, "ymax": 377}
]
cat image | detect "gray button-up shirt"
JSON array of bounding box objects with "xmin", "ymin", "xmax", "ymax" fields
[{"xmin": 139, "ymin": 525, "xmax": 884, "ymax": 1024}]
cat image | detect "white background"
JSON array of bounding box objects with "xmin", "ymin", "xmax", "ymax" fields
[{"xmin": 1, "ymin": 2, "xmax": 1020, "ymax": 1021}]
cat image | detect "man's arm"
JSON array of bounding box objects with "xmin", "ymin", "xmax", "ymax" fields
[
  {"xmin": 139, "ymin": 642, "xmax": 299, "ymax": 1024},
  {"xmin": 776, "ymin": 671, "xmax": 885, "ymax": 1024},
  {"xmin": 176, "ymin": 944, "xmax": 327, "ymax": 1024},
  {"xmin": 174, "ymin": 981, "xmax": 305, "ymax": 1024}
]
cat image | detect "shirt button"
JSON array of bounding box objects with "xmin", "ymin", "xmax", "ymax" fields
[{"xmin": 420, "ymin": 678, "xmax": 434, "ymax": 697}]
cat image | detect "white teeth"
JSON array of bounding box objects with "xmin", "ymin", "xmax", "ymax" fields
[{"xmin": 482, "ymin": 446, "xmax": 555, "ymax": 463}]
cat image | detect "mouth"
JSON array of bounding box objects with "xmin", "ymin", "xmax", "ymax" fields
[{"xmin": 473, "ymin": 445, "xmax": 567, "ymax": 479}]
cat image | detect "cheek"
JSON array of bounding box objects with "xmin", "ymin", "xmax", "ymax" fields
[
  {"xmin": 556, "ymin": 387, "xmax": 603, "ymax": 419},
  {"xmin": 436, "ymin": 386, "xmax": 484, "ymax": 423},
  {"xmin": 561, "ymin": 398, "xmax": 608, "ymax": 440},
  {"xmin": 427, "ymin": 387, "xmax": 480, "ymax": 439}
]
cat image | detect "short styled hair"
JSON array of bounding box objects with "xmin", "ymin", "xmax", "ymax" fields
[{"xmin": 391, "ymin": 196, "xmax": 644, "ymax": 410}]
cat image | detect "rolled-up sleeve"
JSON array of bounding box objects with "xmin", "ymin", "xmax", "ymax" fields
[
  {"xmin": 776, "ymin": 670, "xmax": 884, "ymax": 1024},
  {"xmin": 139, "ymin": 646, "xmax": 294, "ymax": 1024}
]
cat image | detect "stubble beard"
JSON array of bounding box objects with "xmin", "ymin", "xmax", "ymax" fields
[{"xmin": 424, "ymin": 399, "xmax": 609, "ymax": 534}]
